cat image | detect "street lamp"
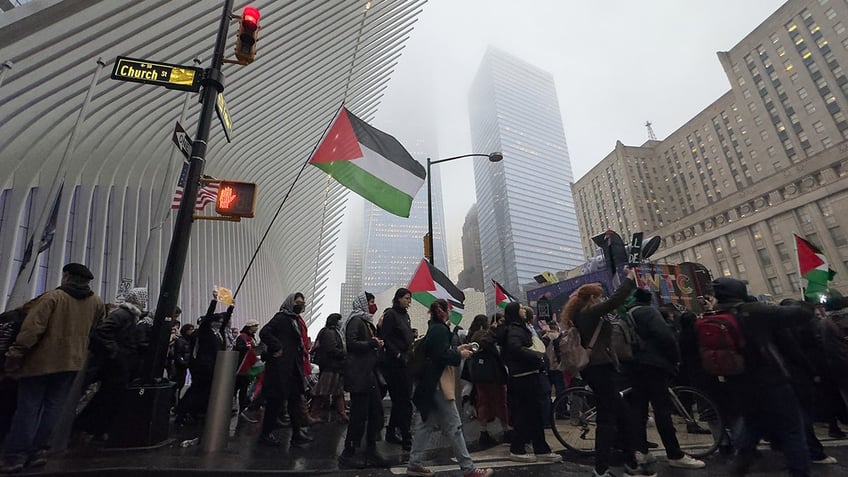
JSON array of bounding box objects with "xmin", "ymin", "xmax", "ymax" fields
[{"xmin": 426, "ymin": 152, "xmax": 503, "ymax": 266}]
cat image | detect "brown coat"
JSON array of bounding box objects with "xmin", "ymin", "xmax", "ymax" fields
[{"xmin": 9, "ymin": 287, "xmax": 106, "ymax": 378}]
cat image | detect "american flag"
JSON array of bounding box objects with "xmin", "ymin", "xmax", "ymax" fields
[{"xmin": 171, "ymin": 162, "xmax": 219, "ymax": 211}]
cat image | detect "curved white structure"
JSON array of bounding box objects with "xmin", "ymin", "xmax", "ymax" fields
[{"xmin": 0, "ymin": 0, "xmax": 426, "ymax": 327}]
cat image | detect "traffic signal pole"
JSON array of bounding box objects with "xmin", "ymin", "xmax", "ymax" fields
[{"xmin": 142, "ymin": 0, "xmax": 235, "ymax": 384}]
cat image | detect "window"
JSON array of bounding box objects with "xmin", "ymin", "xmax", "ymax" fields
[
  {"xmin": 814, "ymin": 120, "xmax": 826, "ymax": 133},
  {"xmin": 831, "ymin": 225, "xmax": 848, "ymax": 246},
  {"xmin": 768, "ymin": 277, "xmax": 783, "ymax": 295},
  {"xmin": 837, "ymin": 22, "xmax": 846, "ymax": 35},
  {"xmin": 749, "ymin": 102, "xmax": 757, "ymax": 112},
  {"xmin": 790, "ymin": 72, "xmax": 800, "ymax": 83},
  {"xmin": 768, "ymin": 146, "xmax": 777, "ymax": 157},
  {"xmin": 734, "ymin": 256, "xmax": 746, "ymax": 273},
  {"xmin": 818, "ymin": 0, "xmax": 829, "ymax": 5},
  {"xmin": 826, "ymin": 8, "xmax": 837, "ymax": 20},
  {"xmin": 754, "ymin": 115, "xmax": 764, "ymax": 126},
  {"xmin": 760, "ymin": 130, "xmax": 770, "ymax": 140},
  {"xmin": 798, "ymin": 87, "xmax": 809, "ymax": 99},
  {"xmin": 785, "ymin": 59, "xmax": 794, "ymax": 71},
  {"xmin": 743, "ymin": 89, "xmax": 752, "ymax": 99},
  {"xmin": 752, "ymin": 225, "xmax": 763, "ymax": 240},
  {"xmin": 776, "ymin": 242, "xmax": 791, "ymax": 262},
  {"xmin": 787, "ymin": 272, "xmax": 800, "ymax": 293},
  {"xmin": 805, "ymin": 103, "xmax": 817, "ymax": 114},
  {"xmin": 799, "ymin": 209, "xmax": 812, "ymax": 224},
  {"xmin": 720, "ymin": 261, "xmax": 732, "ymax": 277},
  {"xmin": 757, "ymin": 248, "xmax": 773, "ymax": 267},
  {"xmin": 823, "ymin": 136, "xmax": 834, "ymax": 147}
]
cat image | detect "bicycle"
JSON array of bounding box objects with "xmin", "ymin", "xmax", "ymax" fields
[{"xmin": 550, "ymin": 384, "xmax": 725, "ymax": 458}]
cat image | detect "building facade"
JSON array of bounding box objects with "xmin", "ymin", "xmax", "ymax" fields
[
  {"xmin": 573, "ymin": 0, "xmax": 848, "ymax": 301},
  {"xmin": 457, "ymin": 203, "xmax": 484, "ymax": 291},
  {"xmin": 0, "ymin": 0, "xmax": 425, "ymax": 326},
  {"xmin": 468, "ymin": 47, "xmax": 584, "ymax": 311}
]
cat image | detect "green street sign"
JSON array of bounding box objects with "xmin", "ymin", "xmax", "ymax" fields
[{"xmin": 111, "ymin": 56, "xmax": 202, "ymax": 92}]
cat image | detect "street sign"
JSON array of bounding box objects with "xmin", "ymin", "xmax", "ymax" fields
[
  {"xmin": 215, "ymin": 93, "xmax": 233, "ymax": 142},
  {"xmin": 110, "ymin": 56, "xmax": 202, "ymax": 92},
  {"xmin": 172, "ymin": 122, "xmax": 193, "ymax": 159}
]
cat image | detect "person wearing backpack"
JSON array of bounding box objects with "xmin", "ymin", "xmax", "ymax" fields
[
  {"xmin": 563, "ymin": 266, "xmax": 654, "ymax": 477},
  {"xmin": 710, "ymin": 278, "xmax": 814, "ymax": 477},
  {"xmin": 626, "ymin": 289, "xmax": 705, "ymax": 469},
  {"xmin": 1, "ymin": 263, "xmax": 105, "ymax": 473}
]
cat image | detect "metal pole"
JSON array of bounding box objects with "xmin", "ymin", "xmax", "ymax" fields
[
  {"xmin": 426, "ymin": 157, "xmax": 434, "ymax": 265},
  {"xmin": 143, "ymin": 0, "xmax": 234, "ymax": 383},
  {"xmin": 6, "ymin": 58, "xmax": 105, "ymax": 310},
  {"xmin": 200, "ymin": 350, "xmax": 239, "ymax": 453}
]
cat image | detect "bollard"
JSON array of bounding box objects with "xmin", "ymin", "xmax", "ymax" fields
[{"xmin": 200, "ymin": 350, "xmax": 239, "ymax": 453}]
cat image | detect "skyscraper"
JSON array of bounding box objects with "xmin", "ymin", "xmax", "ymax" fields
[
  {"xmin": 457, "ymin": 204, "xmax": 484, "ymax": 292},
  {"xmin": 469, "ymin": 47, "xmax": 584, "ymax": 310}
]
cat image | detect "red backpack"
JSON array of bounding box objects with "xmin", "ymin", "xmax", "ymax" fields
[{"xmin": 695, "ymin": 310, "xmax": 746, "ymax": 376}]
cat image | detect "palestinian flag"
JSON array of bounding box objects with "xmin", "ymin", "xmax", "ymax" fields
[
  {"xmin": 795, "ymin": 234, "xmax": 836, "ymax": 301},
  {"xmin": 309, "ymin": 107, "xmax": 426, "ymax": 217},
  {"xmin": 408, "ymin": 259, "xmax": 465, "ymax": 325},
  {"xmin": 493, "ymin": 279, "xmax": 518, "ymax": 309}
]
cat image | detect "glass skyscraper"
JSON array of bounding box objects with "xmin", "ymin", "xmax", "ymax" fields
[{"xmin": 469, "ymin": 47, "xmax": 584, "ymax": 310}]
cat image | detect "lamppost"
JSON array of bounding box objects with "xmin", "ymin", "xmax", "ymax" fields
[{"xmin": 426, "ymin": 152, "xmax": 503, "ymax": 266}]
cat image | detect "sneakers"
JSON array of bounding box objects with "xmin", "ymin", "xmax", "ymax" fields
[
  {"xmin": 813, "ymin": 456, "xmax": 838, "ymax": 464},
  {"xmin": 463, "ymin": 469, "xmax": 494, "ymax": 477},
  {"xmin": 635, "ymin": 451, "xmax": 656, "ymax": 464},
  {"xmin": 535, "ymin": 452, "xmax": 563, "ymax": 463},
  {"xmin": 668, "ymin": 455, "xmax": 706, "ymax": 469},
  {"xmin": 508, "ymin": 452, "xmax": 537, "ymax": 463},
  {"xmin": 625, "ymin": 463, "xmax": 657, "ymax": 477},
  {"xmin": 26, "ymin": 450, "xmax": 49, "ymax": 468},
  {"xmin": 592, "ymin": 471, "xmax": 615, "ymax": 477},
  {"xmin": 406, "ymin": 466, "xmax": 435, "ymax": 477},
  {"xmin": 0, "ymin": 455, "xmax": 25, "ymax": 474}
]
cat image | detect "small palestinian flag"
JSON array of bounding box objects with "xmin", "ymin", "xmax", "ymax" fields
[
  {"xmin": 493, "ymin": 279, "xmax": 518, "ymax": 309},
  {"xmin": 795, "ymin": 234, "xmax": 836, "ymax": 301},
  {"xmin": 309, "ymin": 106, "xmax": 426, "ymax": 218},
  {"xmin": 408, "ymin": 259, "xmax": 465, "ymax": 325}
]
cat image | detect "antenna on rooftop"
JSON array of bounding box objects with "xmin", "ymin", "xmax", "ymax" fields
[{"xmin": 645, "ymin": 121, "xmax": 657, "ymax": 141}]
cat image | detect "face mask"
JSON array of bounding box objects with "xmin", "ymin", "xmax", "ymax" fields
[
  {"xmin": 293, "ymin": 304, "xmax": 304, "ymax": 314},
  {"xmin": 368, "ymin": 303, "xmax": 378, "ymax": 314}
]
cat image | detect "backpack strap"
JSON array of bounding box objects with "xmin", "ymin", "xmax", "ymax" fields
[{"xmin": 585, "ymin": 319, "xmax": 604, "ymax": 350}]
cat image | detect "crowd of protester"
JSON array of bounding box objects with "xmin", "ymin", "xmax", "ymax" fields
[{"xmin": 3, "ymin": 261, "xmax": 848, "ymax": 477}]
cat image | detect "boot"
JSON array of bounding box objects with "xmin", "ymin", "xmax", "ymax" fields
[
  {"xmin": 364, "ymin": 443, "xmax": 392, "ymax": 468},
  {"xmin": 302, "ymin": 395, "xmax": 321, "ymax": 425},
  {"xmin": 335, "ymin": 395, "xmax": 349, "ymax": 423},
  {"xmin": 338, "ymin": 441, "xmax": 366, "ymax": 469},
  {"xmin": 309, "ymin": 396, "xmax": 328, "ymax": 422}
]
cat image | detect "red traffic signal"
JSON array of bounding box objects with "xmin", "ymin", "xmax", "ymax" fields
[
  {"xmin": 216, "ymin": 181, "xmax": 257, "ymax": 218},
  {"xmin": 235, "ymin": 6, "xmax": 261, "ymax": 64}
]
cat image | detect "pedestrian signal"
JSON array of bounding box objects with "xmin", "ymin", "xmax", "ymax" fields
[
  {"xmin": 235, "ymin": 6, "xmax": 261, "ymax": 64},
  {"xmin": 216, "ymin": 181, "xmax": 257, "ymax": 218}
]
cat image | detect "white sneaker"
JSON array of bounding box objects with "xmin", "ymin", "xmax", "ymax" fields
[
  {"xmin": 812, "ymin": 456, "xmax": 838, "ymax": 464},
  {"xmin": 535, "ymin": 452, "xmax": 563, "ymax": 463},
  {"xmin": 636, "ymin": 451, "xmax": 656, "ymax": 464},
  {"xmin": 592, "ymin": 470, "xmax": 615, "ymax": 477},
  {"xmin": 669, "ymin": 454, "xmax": 706, "ymax": 469},
  {"xmin": 509, "ymin": 452, "xmax": 537, "ymax": 463}
]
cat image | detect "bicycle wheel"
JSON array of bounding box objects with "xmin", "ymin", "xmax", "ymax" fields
[
  {"xmin": 551, "ymin": 387, "xmax": 598, "ymax": 456},
  {"xmin": 666, "ymin": 386, "xmax": 725, "ymax": 458}
]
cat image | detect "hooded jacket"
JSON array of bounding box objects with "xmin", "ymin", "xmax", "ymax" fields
[
  {"xmin": 8, "ymin": 284, "xmax": 105, "ymax": 378},
  {"xmin": 627, "ymin": 301, "xmax": 680, "ymax": 375}
]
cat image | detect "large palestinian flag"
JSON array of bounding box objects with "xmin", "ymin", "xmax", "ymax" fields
[
  {"xmin": 795, "ymin": 234, "xmax": 836, "ymax": 301},
  {"xmin": 493, "ymin": 279, "xmax": 518, "ymax": 309},
  {"xmin": 408, "ymin": 259, "xmax": 465, "ymax": 325},
  {"xmin": 309, "ymin": 107, "xmax": 426, "ymax": 217}
]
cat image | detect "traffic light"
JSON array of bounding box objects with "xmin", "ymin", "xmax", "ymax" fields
[
  {"xmin": 216, "ymin": 181, "xmax": 257, "ymax": 218},
  {"xmin": 235, "ymin": 6, "xmax": 260, "ymax": 64},
  {"xmin": 423, "ymin": 233, "xmax": 432, "ymax": 263}
]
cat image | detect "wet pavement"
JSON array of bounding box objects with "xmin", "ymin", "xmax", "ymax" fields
[{"xmin": 23, "ymin": 403, "xmax": 848, "ymax": 476}]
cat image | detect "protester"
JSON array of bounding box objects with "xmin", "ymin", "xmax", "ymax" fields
[
  {"xmin": 234, "ymin": 320, "xmax": 260, "ymax": 413},
  {"xmin": 309, "ymin": 313, "xmax": 347, "ymax": 423},
  {"xmin": 170, "ymin": 323, "xmax": 195, "ymax": 409},
  {"xmin": 380, "ymin": 288, "xmax": 415, "ymax": 450},
  {"xmin": 1, "ymin": 263, "xmax": 105, "ymax": 473},
  {"xmin": 563, "ymin": 267, "xmax": 653, "ymax": 477},
  {"xmin": 466, "ymin": 314, "xmax": 509, "ymax": 449},
  {"xmin": 258, "ymin": 293, "xmax": 312, "ymax": 448},
  {"xmin": 339, "ymin": 292, "xmax": 390, "ymax": 469},
  {"xmin": 406, "ymin": 299, "xmax": 494, "ymax": 477},
  {"xmin": 501, "ymin": 302, "xmax": 561, "ymax": 463},
  {"xmin": 627, "ymin": 289, "xmax": 705, "ymax": 469}
]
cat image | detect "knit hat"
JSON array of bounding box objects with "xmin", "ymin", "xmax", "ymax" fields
[
  {"xmin": 63, "ymin": 263, "xmax": 94, "ymax": 280},
  {"xmin": 124, "ymin": 287, "xmax": 149, "ymax": 311},
  {"xmin": 712, "ymin": 278, "xmax": 748, "ymax": 301},
  {"xmin": 633, "ymin": 288, "xmax": 654, "ymax": 304}
]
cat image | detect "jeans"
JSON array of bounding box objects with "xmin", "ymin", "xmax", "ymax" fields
[
  {"xmin": 629, "ymin": 364, "xmax": 684, "ymax": 459},
  {"xmin": 582, "ymin": 364, "xmax": 639, "ymax": 474},
  {"xmin": 508, "ymin": 373, "xmax": 551, "ymax": 455},
  {"xmin": 3, "ymin": 371, "xmax": 76, "ymax": 457},
  {"xmin": 408, "ymin": 390, "xmax": 474, "ymax": 472}
]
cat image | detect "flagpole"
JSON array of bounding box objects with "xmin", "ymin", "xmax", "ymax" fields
[
  {"xmin": 793, "ymin": 233, "xmax": 805, "ymax": 300},
  {"xmin": 136, "ymin": 62, "xmax": 199, "ymax": 289},
  {"xmin": 6, "ymin": 58, "xmax": 105, "ymax": 310},
  {"xmin": 233, "ymin": 103, "xmax": 345, "ymax": 299}
]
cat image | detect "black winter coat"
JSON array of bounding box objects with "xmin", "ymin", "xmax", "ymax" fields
[
  {"xmin": 344, "ymin": 316, "xmax": 381, "ymax": 393},
  {"xmin": 502, "ymin": 321, "xmax": 545, "ymax": 376},
  {"xmin": 259, "ymin": 310, "xmax": 306, "ymax": 398},
  {"xmin": 315, "ymin": 326, "xmax": 346, "ymax": 373},
  {"xmin": 628, "ymin": 304, "xmax": 680, "ymax": 375},
  {"xmin": 381, "ymin": 305, "xmax": 414, "ymax": 363},
  {"xmin": 172, "ymin": 335, "xmax": 191, "ymax": 369}
]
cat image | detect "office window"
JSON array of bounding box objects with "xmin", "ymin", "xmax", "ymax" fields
[
  {"xmin": 837, "ymin": 22, "xmax": 846, "ymax": 35},
  {"xmin": 776, "ymin": 242, "xmax": 791, "ymax": 262},
  {"xmin": 761, "ymin": 130, "xmax": 770, "ymax": 140},
  {"xmin": 749, "ymin": 102, "xmax": 757, "ymax": 112},
  {"xmin": 798, "ymin": 87, "xmax": 809, "ymax": 99},
  {"xmin": 818, "ymin": 0, "xmax": 829, "ymax": 5},
  {"xmin": 805, "ymin": 103, "xmax": 817, "ymax": 114},
  {"xmin": 768, "ymin": 146, "xmax": 777, "ymax": 157},
  {"xmin": 719, "ymin": 261, "xmax": 732, "ymax": 277},
  {"xmin": 823, "ymin": 136, "xmax": 834, "ymax": 147},
  {"xmin": 831, "ymin": 225, "xmax": 848, "ymax": 246},
  {"xmin": 757, "ymin": 248, "xmax": 773, "ymax": 267},
  {"xmin": 787, "ymin": 272, "xmax": 800, "ymax": 293},
  {"xmin": 734, "ymin": 256, "xmax": 746, "ymax": 273},
  {"xmin": 744, "ymin": 89, "xmax": 752, "ymax": 99},
  {"xmin": 754, "ymin": 115, "xmax": 763, "ymax": 126},
  {"xmin": 814, "ymin": 120, "xmax": 826, "ymax": 133},
  {"xmin": 826, "ymin": 8, "xmax": 837, "ymax": 20},
  {"xmin": 799, "ymin": 209, "xmax": 812, "ymax": 224},
  {"xmin": 768, "ymin": 277, "xmax": 783, "ymax": 295}
]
